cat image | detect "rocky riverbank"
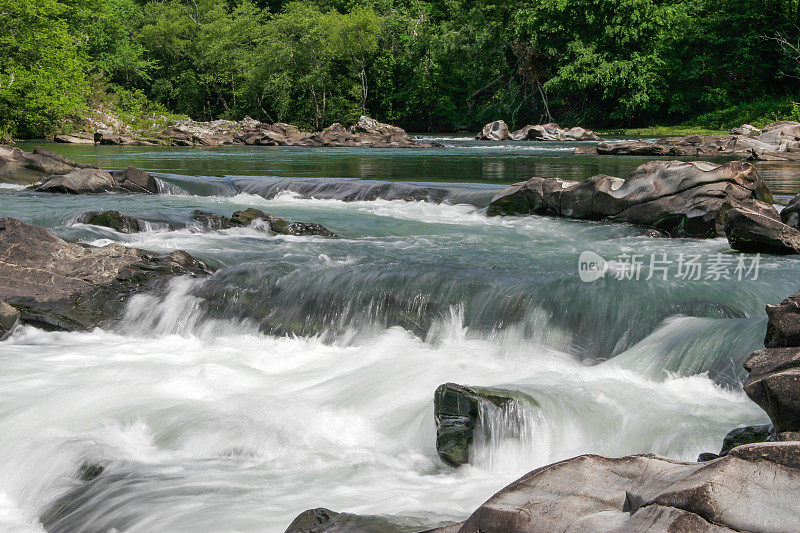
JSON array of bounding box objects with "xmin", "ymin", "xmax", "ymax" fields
[
  {"xmin": 53, "ymin": 115, "xmax": 433, "ymax": 148},
  {"xmin": 286, "ymin": 286, "xmax": 800, "ymax": 532},
  {"xmin": 578, "ymin": 121, "xmax": 800, "ymax": 161}
]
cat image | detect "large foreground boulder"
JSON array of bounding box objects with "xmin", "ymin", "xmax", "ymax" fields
[
  {"xmin": 487, "ymin": 160, "xmax": 772, "ymax": 238},
  {"xmin": 0, "ymin": 218, "xmax": 211, "ymax": 330},
  {"xmin": 430, "ymin": 443, "xmax": 800, "ymax": 533}
]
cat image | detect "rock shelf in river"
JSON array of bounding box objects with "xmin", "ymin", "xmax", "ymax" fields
[
  {"xmin": 487, "ymin": 160, "xmax": 772, "ymax": 238},
  {"xmin": 582, "ymin": 121, "xmax": 800, "ymax": 161},
  {"xmin": 0, "ymin": 217, "xmax": 211, "ymax": 331}
]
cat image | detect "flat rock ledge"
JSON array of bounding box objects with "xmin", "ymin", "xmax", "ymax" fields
[
  {"xmin": 476, "ymin": 120, "xmax": 600, "ymax": 142},
  {"xmin": 0, "ymin": 145, "xmax": 160, "ymax": 191},
  {"xmin": 0, "ymin": 217, "xmax": 211, "ymax": 331},
  {"xmin": 487, "ymin": 160, "xmax": 772, "ymax": 238},
  {"xmin": 580, "ymin": 121, "xmax": 800, "ymax": 161},
  {"xmin": 56, "ymin": 115, "xmax": 433, "ymax": 149}
]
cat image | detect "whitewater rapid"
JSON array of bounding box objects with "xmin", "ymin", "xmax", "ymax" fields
[{"xmin": 0, "ymin": 179, "xmax": 791, "ymax": 532}]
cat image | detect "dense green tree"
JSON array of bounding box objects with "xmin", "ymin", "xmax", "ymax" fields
[{"xmin": 0, "ymin": 0, "xmax": 89, "ymax": 137}]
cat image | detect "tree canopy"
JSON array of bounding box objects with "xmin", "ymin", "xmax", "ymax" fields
[{"xmin": 1, "ymin": 0, "xmax": 800, "ymax": 137}]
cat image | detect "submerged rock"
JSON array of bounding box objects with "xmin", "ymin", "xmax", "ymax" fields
[
  {"xmin": 77, "ymin": 210, "xmax": 143, "ymax": 233},
  {"xmin": 430, "ymin": 443, "xmax": 800, "ymax": 533},
  {"xmin": 193, "ymin": 208, "xmax": 337, "ymax": 237},
  {"xmin": 284, "ymin": 507, "xmax": 428, "ymax": 533},
  {"xmin": 487, "ymin": 160, "xmax": 772, "ymax": 238},
  {"xmin": 0, "ymin": 301, "xmax": 20, "ymax": 340},
  {"xmin": 434, "ymin": 383, "xmax": 520, "ymax": 467},
  {"xmin": 0, "ymin": 217, "xmax": 211, "ymax": 330}
]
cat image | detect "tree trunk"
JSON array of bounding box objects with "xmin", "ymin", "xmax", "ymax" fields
[{"xmin": 537, "ymin": 80, "xmax": 554, "ymax": 122}]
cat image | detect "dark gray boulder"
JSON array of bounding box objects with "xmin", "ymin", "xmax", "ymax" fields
[
  {"xmin": 433, "ymin": 443, "xmax": 800, "ymax": 533},
  {"xmin": 723, "ymin": 202, "xmax": 800, "ymax": 255},
  {"xmin": 698, "ymin": 424, "xmax": 774, "ymax": 461},
  {"xmin": 0, "ymin": 217, "xmax": 211, "ymax": 331},
  {"xmin": 434, "ymin": 383, "xmax": 526, "ymax": 467},
  {"xmin": 194, "ymin": 208, "xmax": 338, "ymax": 237},
  {"xmin": 764, "ymin": 290, "xmax": 800, "ymax": 348},
  {"xmin": 744, "ymin": 347, "xmax": 800, "ymax": 440},
  {"xmin": 112, "ymin": 166, "xmax": 160, "ymax": 194},
  {"xmin": 192, "ymin": 210, "xmax": 236, "ymax": 230},
  {"xmin": 0, "ymin": 301, "xmax": 20, "ymax": 340},
  {"xmin": 30, "ymin": 164, "xmax": 160, "ymax": 194},
  {"xmin": 77, "ymin": 210, "xmax": 143, "ymax": 233},
  {"xmin": 488, "ymin": 160, "xmax": 772, "ymax": 238}
]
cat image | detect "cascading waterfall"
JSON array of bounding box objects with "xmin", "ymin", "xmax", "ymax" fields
[{"xmin": 0, "ymin": 142, "xmax": 795, "ymax": 532}]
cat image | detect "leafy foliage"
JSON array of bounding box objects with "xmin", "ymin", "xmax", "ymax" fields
[{"xmin": 1, "ymin": 0, "xmax": 800, "ymax": 137}]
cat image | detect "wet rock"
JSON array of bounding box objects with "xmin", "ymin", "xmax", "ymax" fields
[
  {"xmin": 488, "ymin": 160, "xmax": 772, "ymax": 238},
  {"xmin": 434, "ymin": 383, "xmax": 516, "ymax": 467},
  {"xmin": 697, "ymin": 424, "xmax": 774, "ymax": 461},
  {"xmin": 0, "ymin": 301, "xmax": 20, "ymax": 340},
  {"xmin": 94, "ymin": 131, "xmax": 156, "ymax": 146},
  {"xmin": 596, "ymin": 140, "xmax": 674, "ymax": 155},
  {"xmin": 112, "ymin": 166, "xmax": 160, "ymax": 194},
  {"xmin": 780, "ymin": 193, "xmax": 800, "ymax": 229},
  {"xmin": 193, "ymin": 208, "xmax": 337, "ymax": 237},
  {"xmin": 724, "ymin": 202, "xmax": 800, "ymax": 255},
  {"xmin": 445, "ymin": 443, "xmax": 800, "ymax": 533},
  {"xmin": 765, "ymin": 291, "xmax": 800, "ymax": 348},
  {"xmin": 77, "ymin": 210, "xmax": 143, "ymax": 233},
  {"xmin": 30, "ymin": 163, "xmax": 159, "ymax": 194},
  {"xmin": 192, "ymin": 210, "xmax": 236, "ymax": 230},
  {"xmin": 744, "ymin": 347, "xmax": 800, "ymax": 438},
  {"xmin": 0, "ymin": 217, "xmax": 211, "ymax": 330}
]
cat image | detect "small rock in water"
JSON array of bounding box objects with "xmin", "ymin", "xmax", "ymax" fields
[
  {"xmin": 77, "ymin": 210, "xmax": 143, "ymax": 233},
  {"xmin": 697, "ymin": 424, "xmax": 774, "ymax": 461},
  {"xmin": 434, "ymin": 383, "xmax": 518, "ymax": 467}
]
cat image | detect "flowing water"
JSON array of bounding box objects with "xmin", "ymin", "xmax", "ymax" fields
[{"xmin": 1, "ymin": 138, "xmax": 800, "ymax": 532}]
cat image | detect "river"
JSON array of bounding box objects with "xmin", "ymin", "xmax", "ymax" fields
[{"xmin": 0, "ymin": 137, "xmax": 798, "ymax": 531}]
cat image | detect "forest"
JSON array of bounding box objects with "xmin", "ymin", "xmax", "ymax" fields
[{"xmin": 3, "ymin": 0, "xmax": 800, "ymax": 138}]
